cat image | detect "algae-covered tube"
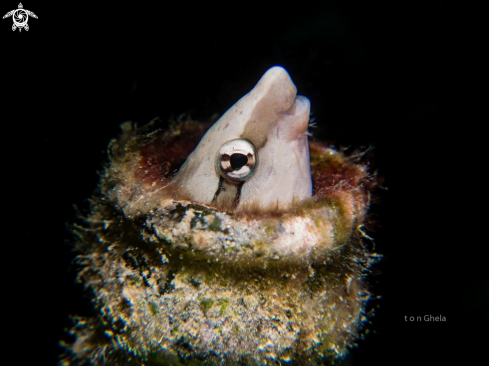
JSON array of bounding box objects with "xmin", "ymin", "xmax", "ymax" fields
[{"xmin": 62, "ymin": 67, "xmax": 381, "ymax": 365}]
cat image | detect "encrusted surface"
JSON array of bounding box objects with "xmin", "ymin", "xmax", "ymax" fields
[{"xmin": 61, "ymin": 118, "xmax": 380, "ymax": 366}]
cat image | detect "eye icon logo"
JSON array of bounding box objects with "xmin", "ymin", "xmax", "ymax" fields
[{"xmin": 3, "ymin": 3, "xmax": 37, "ymax": 32}]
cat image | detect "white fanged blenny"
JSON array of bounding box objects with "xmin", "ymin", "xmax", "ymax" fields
[
  {"xmin": 62, "ymin": 67, "xmax": 381, "ymax": 365},
  {"xmin": 171, "ymin": 67, "xmax": 312, "ymax": 212}
]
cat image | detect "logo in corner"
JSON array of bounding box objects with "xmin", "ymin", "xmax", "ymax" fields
[{"xmin": 3, "ymin": 3, "xmax": 37, "ymax": 32}]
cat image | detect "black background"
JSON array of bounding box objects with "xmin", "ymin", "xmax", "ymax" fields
[{"xmin": 2, "ymin": 1, "xmax": 487, "ymax": 365}]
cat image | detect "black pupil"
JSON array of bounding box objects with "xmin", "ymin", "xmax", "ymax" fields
[{"xmin": 230, "ymin": 154, "xmax": 248, "ymax": 170}]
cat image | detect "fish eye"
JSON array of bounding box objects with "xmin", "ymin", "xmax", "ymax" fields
[{"xmin": 216, "ymin": 139, "xmax": 258, "ymax": 182}]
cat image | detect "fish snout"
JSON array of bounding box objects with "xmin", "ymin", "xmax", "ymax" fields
[{"xmin": 280, "ymin": 95, "xmax": 311, "ymax": 142}]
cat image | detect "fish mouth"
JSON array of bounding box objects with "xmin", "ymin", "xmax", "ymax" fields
[
  {"xmin": 278, "ymin": 95, "xmax": 311, "ymax": 142},
  {"xmin": 286, "ymin": 95, "xmax": 310, "ymax": 118},
  {"xmin": 286, "ymin": 95, "xmax": 310, "ymax": 131}
]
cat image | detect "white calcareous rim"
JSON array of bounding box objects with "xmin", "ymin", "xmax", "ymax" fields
[{"xmin": 216, "ymin": 138, "xmax": 258, "ymax": 182}]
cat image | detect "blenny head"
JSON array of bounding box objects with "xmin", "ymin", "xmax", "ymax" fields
[{"xmin": 171, "ymin": 66, "xmax": 312, "ymax": 212}]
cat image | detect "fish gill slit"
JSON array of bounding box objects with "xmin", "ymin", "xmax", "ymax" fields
[
  {"xmin": 212, "ymin": 177, "xmax": 245, "ymax": 211},
  {"xmin": 231, "ymin": 182, "xmax": 244, "ymax": 211},
  {"xmin": 211, "ymin": 176, "xmax": 224, "ymax": 205}
]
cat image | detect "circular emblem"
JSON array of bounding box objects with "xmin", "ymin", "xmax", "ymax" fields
[{"xmin": 12, "ymin": 9, "xmax": 28, "ymax": 28}]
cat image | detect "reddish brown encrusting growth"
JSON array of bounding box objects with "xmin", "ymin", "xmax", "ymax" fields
[
  {"xmin": 132, "ymin": 116, "xmax": 216, "ymax": 189},
  {"xmin": 309, "ymin": 141, "xmax": 378, "ymax": 202},
  {"xmin": 307, "ymin": 141, "xmax": 380, "ymax": 239}
]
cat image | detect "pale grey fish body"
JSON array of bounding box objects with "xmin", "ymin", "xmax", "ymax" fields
[{"xmin": 173, "ymin": 66, "xmax": 312, "ymax": 211}]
